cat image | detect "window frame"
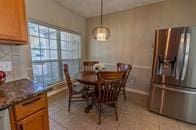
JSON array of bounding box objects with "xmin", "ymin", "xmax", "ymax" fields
[{"xmin": 29, "ymin": 19, "xmax": 81, "ymax": 86}]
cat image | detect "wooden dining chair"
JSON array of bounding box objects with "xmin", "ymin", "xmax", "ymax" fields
[
  {"xmin": 83, "ymin": 61, "xmax": 99, "ymax": 72},
  {"xmin": 64, "ymin": 64, "xmax": 89, "ymax": 112},
  {"xmin": 117, "ymin": 63, "xmax": 132, "ymax": 100},
  {"xmin": 92, "ymin": 71, "xmax": 124, "ymax": 124}
]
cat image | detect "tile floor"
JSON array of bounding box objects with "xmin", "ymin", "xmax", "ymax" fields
[{"xmin": 48, "ymin": 90, "xmax": 196, "ymax": 130}]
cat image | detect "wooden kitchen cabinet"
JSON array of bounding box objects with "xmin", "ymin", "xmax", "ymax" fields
[
  {"xmin": 0, "ymin": 0, "xmax": 28, "ymax": 44},
  {"xmin": 17, "ymin": 108, "xmax": 49, "ymax": 130},
  {"xmin": 14, "ymin": 94, "xmax": 47, "ymax": 121},
  {"xmin": 10, "ymin": 94, "xmax": 49, "ymax": 130}
]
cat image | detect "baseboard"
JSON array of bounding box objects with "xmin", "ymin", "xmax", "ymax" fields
[
  {"xmin": 126, "ymin": 88, "xmax": 149, "ymax": 95},
  {"xmin": 46, "ymin": 79, "xmax": 78, "ymax": 97},
  {"xmin": 47, "ymin": 86, "xmax": 67, "ymax": 97},
  {"xmin": 47, "ymin": 85, "xmax": 149, "ymax": 97}
]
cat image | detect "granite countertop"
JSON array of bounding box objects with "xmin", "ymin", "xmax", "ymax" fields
[{"xmin": 0, "ymin": 79, "xmax": 52, "ymax": 110}]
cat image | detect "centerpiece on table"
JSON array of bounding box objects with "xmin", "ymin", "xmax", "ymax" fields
[
  {"xmin": 0, "ymin": 71, "xmax": 6, "ymax": 85},
  {"xmin": 93, "ymin": 63, "xmax": 106, "ymax": 73}
]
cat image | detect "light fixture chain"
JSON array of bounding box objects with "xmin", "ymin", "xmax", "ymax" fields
[
  {"xmin": 101, "ymin": 0, "xmax": 103, "ymax": 27},
  {"xmin": 92, "ymin": 0, "xmax": 110, "ymax": 41}
]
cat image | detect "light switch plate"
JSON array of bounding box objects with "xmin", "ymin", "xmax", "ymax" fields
[{"xmin": 0, "ymin": 61, "xmax": 12, "ymax": 72}]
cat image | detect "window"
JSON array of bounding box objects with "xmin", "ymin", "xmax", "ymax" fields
[{"xmin": 29, "ymin": 22, "xmax": 81, "ymax": 86}]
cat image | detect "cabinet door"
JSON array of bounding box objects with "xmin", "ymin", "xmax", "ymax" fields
[
  {"xmin": 0, "ymin": 0, "xmax": 28, "ymax": 43},
  {"xmin": 17, "ymin": 109, "xmax": 49, "ymax": 130}
]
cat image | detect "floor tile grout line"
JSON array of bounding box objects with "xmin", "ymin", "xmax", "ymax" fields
[
  {"xmin": 49, "ymin": 118, "xmax": 58, "ymax": 130},
  {"xmin": 158, "ymin": 117, "xmax": 161, "ymax": 130},
  {"xmin": 49, "ymin": 117, "xmax": 69, "ymax": 129},
  {"xmin": 177, "ymin": 121, "xmax": 183, "ymax": 130},
  {"xmin": 50, "ymin": 109, "xmax": 97, "ymax": 129},
  {"xmin": 48, "ymin": 101, "xmax": 69, "ymax": 117},
  {"xmin": 49, "ymin": 109, "xmax": 62, "ymax": 117},
  {"xmin": 116, "ymin": 108, "xmax": 126, "ymax": 130}
]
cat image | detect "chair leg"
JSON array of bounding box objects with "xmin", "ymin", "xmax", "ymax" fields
[
  {"xmin": 123, "ymin": 88, "xmax": 126, "ymax": 100},
  {"xmin": 114, "ymin": 104, "xmax": 118, "ymax": 121},
  {"xmin": 98, "ymin": 104, "xmax": 102, "ymax": 125},
  {"xmin": 84, "ymin": 95, "xmax": 91, "ymax": 113},
  {"xmin": 68, "ymin": 96, "xmax": 71, "ymax": 112},
  {"xmin": 85, "ymin": 95, "xmax": 89, "ymax": 106}
]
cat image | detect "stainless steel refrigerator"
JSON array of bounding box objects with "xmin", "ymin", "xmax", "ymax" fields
[{"xmin": 149, "ymin": 26, "xmax": 196, "ymax": 124}]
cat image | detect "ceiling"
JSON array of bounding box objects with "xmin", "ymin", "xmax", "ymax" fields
[{"xmin": 54, "ymin": 0, "xmax": 164, "ymax": 18}]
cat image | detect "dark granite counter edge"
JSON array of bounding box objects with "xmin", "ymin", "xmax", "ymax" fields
[
  {"xmin": 0, "ymin": 87, "xmax": 52, "ymax": 111},
  {"xmin": 0, "ymin": 78, "xmax": 53, "ymax": 111},
  {"xmin": 13, "ymin": 87, "xmax": 53, "ymax": 104},
  {"xmin": 0, "ymin": 105, "xmax": 9, "ymax": 110}
]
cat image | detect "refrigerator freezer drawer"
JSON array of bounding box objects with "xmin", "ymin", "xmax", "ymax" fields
[
  {"xmin": 149, "ymin": 86, "xmax": 162, "ymax": 113},
  {"xmin": 149, "ymin": 84, "xmax": 196, "ymax": 124}
]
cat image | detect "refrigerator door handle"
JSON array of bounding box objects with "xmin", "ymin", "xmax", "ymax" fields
[
  {"xmin": 154, "ymin": 84, "xmax": 196, "ymax": 94},
  {"xmin": 181, "ymin": 32, "xmax": 191, "ymax": 81},
  {"xmin": 176, "ymin": 32, "xmax": 185, "ymax": 80}
]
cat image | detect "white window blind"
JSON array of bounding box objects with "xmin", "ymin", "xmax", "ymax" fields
[{"xmin": 29, "ymin": 22, "xmax": 81, "ymax": 86}]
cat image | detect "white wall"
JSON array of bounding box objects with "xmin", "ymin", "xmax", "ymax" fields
[{"xmin": 86, "ymin": 0, "xmax": 196, "ymax": 93}]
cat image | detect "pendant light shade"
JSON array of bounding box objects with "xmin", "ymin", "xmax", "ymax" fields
[
  {"xmin": 92, "ymin": 0, "xmax": 110, "ymax": 41},
  {"xmin": 92, "ymin": 26, "xmax": 110, "ymax": 41}
]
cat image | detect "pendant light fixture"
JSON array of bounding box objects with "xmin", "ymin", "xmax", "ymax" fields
[{"xmin": 92, "ymin": 0, "xmax": 110, "ymax": 41}]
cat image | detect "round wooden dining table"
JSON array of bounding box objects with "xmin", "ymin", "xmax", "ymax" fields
[
  {"xmin": 74, "ymin": 71, "xmax": 98, "ymax": 113},
  {"xmin": 74, "ymin": 71, "xmax": 98, "ymax": 86}
]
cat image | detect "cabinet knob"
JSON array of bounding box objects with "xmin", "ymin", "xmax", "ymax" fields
[{"xmin": 18, "ymin": 124, "xmax": 23, "ymax": 130}]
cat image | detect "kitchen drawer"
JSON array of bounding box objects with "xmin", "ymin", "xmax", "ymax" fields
[
  {"xmin": 17, "ymin": 108, "xmax": 49, "ymax": 130},
  {"xmin": 14, "ymin": 94, "xmax": 47, "ymax": 121}
]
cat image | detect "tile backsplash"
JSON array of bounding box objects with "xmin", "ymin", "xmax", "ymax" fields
[{"xmin": 0, "ymin": 45, "xmax": 28, "ymax": 82}]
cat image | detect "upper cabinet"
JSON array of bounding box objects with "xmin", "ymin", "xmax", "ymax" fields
[{"xmin": 0, "ymin": 0, "xmax": 28, "ymax": 44}]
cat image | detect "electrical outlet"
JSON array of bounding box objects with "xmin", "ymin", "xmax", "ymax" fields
[{"xmin": 0, "ymin": 61, "xmax": 12, "ymax": 72}]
